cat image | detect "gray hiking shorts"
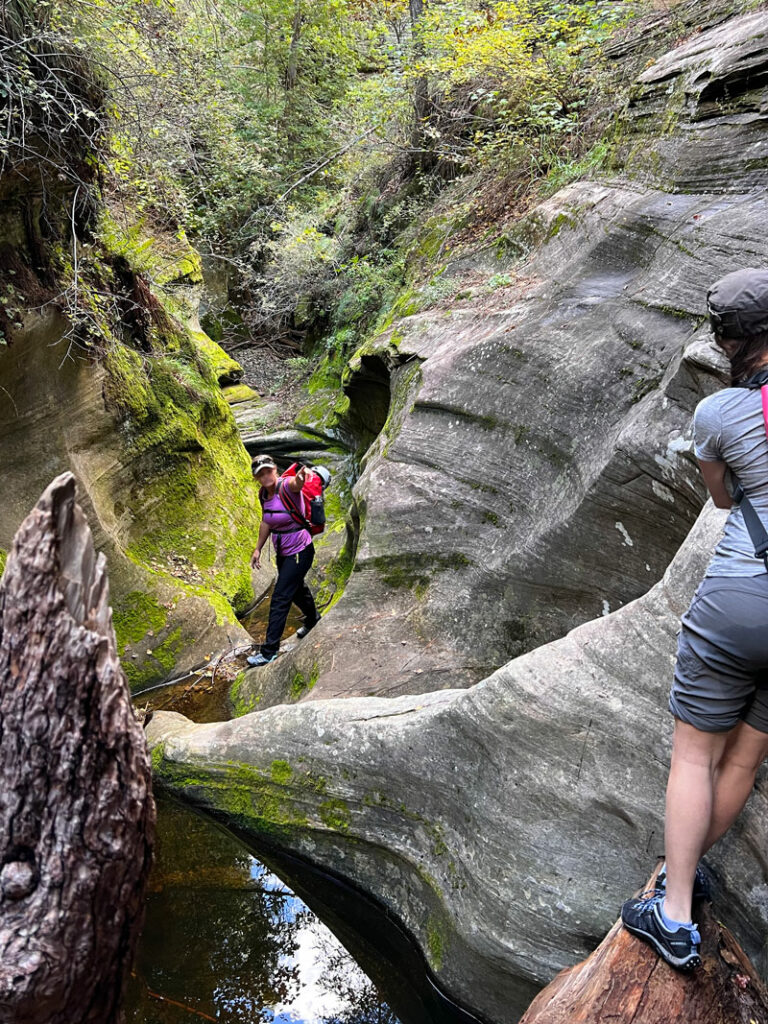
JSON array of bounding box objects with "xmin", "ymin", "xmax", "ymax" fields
[{"xmin": 669, "ymin": 575, "xmax": 768, "ymax": 733}]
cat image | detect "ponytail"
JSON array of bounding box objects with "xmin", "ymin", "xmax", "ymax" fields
[{"xmin": 720, "ymin": 330, "xmax": 768, "ymax": 385}]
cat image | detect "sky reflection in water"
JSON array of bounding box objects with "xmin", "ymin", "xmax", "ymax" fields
[{"xmin": 125, "ymin": 793, "xmax": 398, "ymax": 1024}]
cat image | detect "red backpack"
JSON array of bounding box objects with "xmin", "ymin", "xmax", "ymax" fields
[{"xmin": 270, "ymin": 463, "xmax": 329, "ymax": 536}]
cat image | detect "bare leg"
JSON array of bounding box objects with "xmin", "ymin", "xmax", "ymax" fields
[
  {"xmin": 664, "ymin": 719, "xmax": 729, "ymax": 923},
  {"xmin": 701, "ymin": 721, "xmax": 768, "ymax": 853}
]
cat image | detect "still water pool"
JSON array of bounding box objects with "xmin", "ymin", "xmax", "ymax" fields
[
  {"xmin": 128, "ymin": 596, "xmax": 401, "ymax": 1024},
  {"xmin": 125, "ymin": 793, "xmax": 399, "ymax": 1024},
  {"xmin": 128, "ymin": 597, "xmax": 477, "ymax": 1024}
]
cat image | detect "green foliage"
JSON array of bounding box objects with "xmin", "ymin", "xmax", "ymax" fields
[
  {"xmin": 45, "ymin": 0, "xmax": 378, "ymax": 246},
  {"xmin": 10, "ymin": 0, "xmax": 635, "ymax": 373},
  {"xmin": 327, "ymin": 0, "xmax": 637, "ymax": 192},
  {"xmin": 0, "ymin": 0, "xmax": 107, "ymax": 189}
]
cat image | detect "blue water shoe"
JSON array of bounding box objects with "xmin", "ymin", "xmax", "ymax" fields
[
  {"xmin": 621, "ymin": 892, "xmax": 702, "ymax": 972},
  {"xmin": 247, "ymin": 651, "xmax": 276, "ymax": 667}
]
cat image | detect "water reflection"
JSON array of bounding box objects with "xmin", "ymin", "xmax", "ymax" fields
[
  {"xmin": 129, "ymin": 590, "xmax": 401, "ymax": 1024},
  {"xmin": 125, "ymin": 794, "xmax": 399, "ymax": 1024}
]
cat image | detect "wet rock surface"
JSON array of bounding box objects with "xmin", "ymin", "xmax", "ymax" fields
[{"xmin": 0, "ymin": 225, "xmax": 259, "ymax": 689}]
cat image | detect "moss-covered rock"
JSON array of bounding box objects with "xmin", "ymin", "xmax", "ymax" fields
[
  {"xmin": 222, "ymin": 383, "xmax": 259, "ymax": 405},
  {"xmin": 98, "ymin": 209, "xmax": 204, "ymax": 289},
  {"xmin": 0, "ymin": 207, "xmax": 257, "ymax": 690},
  {"xmin": 229, "ymin": 669, "xmax": 261, "ymax": 717}
]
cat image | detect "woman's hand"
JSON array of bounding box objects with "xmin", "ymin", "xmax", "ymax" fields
[
  {"xmin": 287, "ymin": 465, "xmax": 310, "ymax": 492},
  {"xmin": 251, "ymin": 548, "xmax": 262, "ymax": 569}
]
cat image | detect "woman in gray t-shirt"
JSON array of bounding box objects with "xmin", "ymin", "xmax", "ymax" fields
[{"xmin": 621, "ymin": 269, "xmax": 768, "ymax": 973}]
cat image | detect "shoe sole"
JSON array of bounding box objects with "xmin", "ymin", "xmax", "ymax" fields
[{"xmin": 622, "ymin": 921, "xmax": 702, "ymax": 972}]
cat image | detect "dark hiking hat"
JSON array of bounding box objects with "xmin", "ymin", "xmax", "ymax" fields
[
  {"xmin": 707, "ymin": 268, "xmax": 768, "ymax": 338},
  {"xmin": 251, "ymin": 454, "xmax": 277, "ymax": 476}
]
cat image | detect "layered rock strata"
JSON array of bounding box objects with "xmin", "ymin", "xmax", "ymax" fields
[
  {"xmin": 239, "ymin": 6, "xmax": 768, "ymax": 708},
  {"xmin": 0, "ymin": 211, "xmax": 259, "ymax": 688},
  {"xmin": 148, "ymin": 501, "xmax": 768, "ymax": 1023}
]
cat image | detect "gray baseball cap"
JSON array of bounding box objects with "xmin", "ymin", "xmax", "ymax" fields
[{"xmin": 707, "ymin": 268, "xmax": 768, "ymax": 337}]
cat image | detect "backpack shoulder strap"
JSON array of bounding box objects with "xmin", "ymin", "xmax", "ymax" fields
[
  {"xmin": 733, "ymin": 384, "xmax": 768, "ymax": 570},
  {"xmin": 277, "ymin": 479, "xmax": 311, "ymax": 530}
]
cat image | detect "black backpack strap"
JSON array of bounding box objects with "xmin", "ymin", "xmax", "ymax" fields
[
  {"xmin": 733, "ymin": 477, "xmax": 768, "ymax": 571},
  {"xmin": 261, "ymin": 484, "xmax": 304, "ymax": 556},
  {"xmin": 277, "ymin": 479, "xmax": 311, "ymax": 531}
]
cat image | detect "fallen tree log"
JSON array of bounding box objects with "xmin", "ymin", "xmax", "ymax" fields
[
  {"xmin": 0, "ymin": 473, "xmax": 155, "ymax": 1024},
  {"xmin": 519, "ymin": 871, "xmax": 768, "ymax": 1024}
]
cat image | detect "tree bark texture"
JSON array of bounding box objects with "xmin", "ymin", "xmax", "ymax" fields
[
  {"xmin": 0, "ymin": 472, "xmax": 155, "ymax": 1024},
  {"xmin": 519, "ymin": 873, "xmax": 768, "ymax": 1024},
  {"xmin": 284, "ymin": 0, "xmax": 303, "ymax": 91}
]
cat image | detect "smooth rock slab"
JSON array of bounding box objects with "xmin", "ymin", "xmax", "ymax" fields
[
  {"xmin": 148, "ymin": 501, "xmax": 768, "ymax": 1024},
  {"xmin": 239, "ymin": 8, "xmax": 768, "ymax": 710}
]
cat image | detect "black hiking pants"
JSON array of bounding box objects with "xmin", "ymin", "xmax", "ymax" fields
[{"xmin": 261, "ymin": 543, "xmax": 318, "ymax": 658}]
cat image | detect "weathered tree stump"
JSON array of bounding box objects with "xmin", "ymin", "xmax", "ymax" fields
[
  {"xmin": 519, "ymin": 871, "xmax": 768, "ymax": 1024},
  {"xmin": 0, "ymin": 473, "xmax": 155, "ymax": 1024}
]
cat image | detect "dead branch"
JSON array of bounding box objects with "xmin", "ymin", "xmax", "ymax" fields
[{"xmin": 0, "ymin": 472, "xmax": 155, "ymax": 1024}]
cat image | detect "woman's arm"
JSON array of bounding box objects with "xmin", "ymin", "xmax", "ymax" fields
[
  {"xmin": 286, "ymin": 465, "xmax": 310, "ymax": 493},
  {"xmin": 251, "ymin": 519, "xmax": 271, "ymax": 568},
  {"xmin": 698, "ymin": 459, "xmax": 733, "ymax": 509}
]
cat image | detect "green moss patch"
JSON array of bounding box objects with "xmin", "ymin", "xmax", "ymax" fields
[
  {"xmin": 230, "ymin": 669, "xmax": 261, "ymax": 718},
  {"xmin": 289, "ymin": 661, "xmax": 320, "ymax": 701},
  {"xmin": 154, "ymin": 755, "xmax": 310, "ymax": 837},
  {"xmin": 270, "ymin": 759, "xmax": 293, "ymax": 785},
  {"xmin": 222, "ymin": 383, "xmax": 259, "ymax": 405},
  {"xmin": 370, "ymin": 552, "xmax": 472, "ymax": 593},
  {"xmin": 112, "ymin": 590, "xmax": 168, "ymax": 656},
  {"xmin": 99, "ymin": 210, "xmax": 203, "ymax": 287},
  {"xmin": 122, "ymin": 626, "xmax": 184, "ymax": 691},
  {"xmin": 0, "ymin": 548, "xmax": 6, "ymax": 579},
  {"xmin": 426, "ymin": 916, "xmax": 446, "ymax": 971},
  {"xmin": 315, "ymin": 539, "xmax": 355, "ymax": 611},
  {"xmin": 318, "ymin": 798, "xmax": 351, "ymax": 832},
  {"xmin": 102, "ymin": 321, "xmax": 259, "ymax": 616},
  {"xmin": 99, "ymin": 215, "xmax": 257, "ymax": 621}
]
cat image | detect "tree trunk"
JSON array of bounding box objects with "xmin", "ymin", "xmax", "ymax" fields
[
  {"xmin": 284, "ymin": 0, "xmax": 303, "ymax": 91},
  {"xmin": 519, "ymin": 873, "xmax": 768, "ymax": 1024},
  {"xmin": 0, "ymin": 472, "xmax": 155, "ymax": 1024},
  {"xmin": 408, "ymin": 0, "xmax": 430, "ymax": 167}
]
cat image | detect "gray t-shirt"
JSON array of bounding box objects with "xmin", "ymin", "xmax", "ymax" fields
[{"xmin": 694, "ymin": 387, "xmax": 768, "ymax": 576}]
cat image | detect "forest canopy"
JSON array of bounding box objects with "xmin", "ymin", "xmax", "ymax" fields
[{"xmin": 1, "ymin": 0, "xmax": 635, "ymax": 351}]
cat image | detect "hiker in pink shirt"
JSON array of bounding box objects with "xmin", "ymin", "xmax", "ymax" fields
[{"xmin": 248, "ymin": 454, "xmax": 320, "ymax": 666}]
